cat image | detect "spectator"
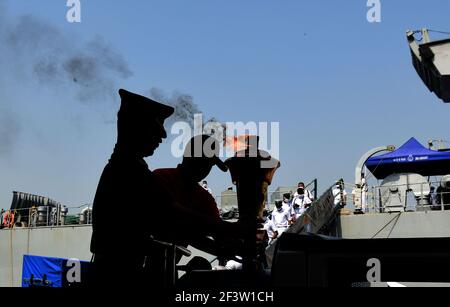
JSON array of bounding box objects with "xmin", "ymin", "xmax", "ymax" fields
[{"xmin": 332, "ymin": 179, "xmax": 348, "ymax": 207}]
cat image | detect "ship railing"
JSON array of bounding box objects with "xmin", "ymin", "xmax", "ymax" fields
[
  {"xmin": 219, "ymin": 179, "xmax": 318, "ymax": 213},
  {"xmin": 2, "ymin": 181, "xmax": 321, "ymax": 229},
  {"xmin": 340, "ymin": 180, "xmax": 450, "ymax": 214},
  {"xmin": 1, "ymin": 205, "xmax": 91, "ymax": 229}
]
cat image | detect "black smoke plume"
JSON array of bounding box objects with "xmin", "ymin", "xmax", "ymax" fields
[{"xmin": 3, "ymin": 14, "xmax": 132, "ymax": 103}]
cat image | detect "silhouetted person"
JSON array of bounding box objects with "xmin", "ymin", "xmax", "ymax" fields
[
  {"xmin": 154, "ymin": 135, "xmax": 230, "ymax": 255},
  {"xmin": 90, "ymin": 90, "xmax": 244, "ymax": 288},
  {"xmin": 90, "ymin": 89, "xmax": 175, "ymax": 287},
  {"xmin": 436, "ymin": 184, "xmax": 450, "ymax": 210}
]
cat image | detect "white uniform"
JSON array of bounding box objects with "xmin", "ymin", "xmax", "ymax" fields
[
  {"xmin": 225, "ymin": 259, "xmax": 243, "ymax": 270},
  {"xmin": 293, "ymin": 193, "xmax": 312, "ymax": 206},
  {"xmin": 291, "ymin": 194, "xmax": 312, "ymax": 213},
  {"xmin": 351, "ymin": 188, "xmax": 360, "ymax": 206},
  {"xmin": 332, "ymin": 186, "xmax": 347, "ymax": 206},
  {"xmin": 361, "ymin": 179, "xmax": 368, "ymax": 212},
  {"xmin": 290, "ymin": 204, "xmax": 304, "ymax": 220},
  {"xmin": 264, "ymin": 219, "xmax": 278, "ymax": 244},
  {"xmin": 271, "ymin": 208, "xmax": 290, "ymax": 235},
  {"xmin": 352, "ymin": 187, "xmax": 368, "ymax": 211},
  {"xmin": 294, "ymin": 189, "xmax": 314, "ymax": 201},
  {"xmin": 282, "ymin": 200, "xmax": 291, "ymax": 212},
  {"xmin": 213, "ymin": 257, "xmax": 243, "ymax": 271}
]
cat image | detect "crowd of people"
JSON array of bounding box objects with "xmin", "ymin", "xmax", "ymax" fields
[
  {"xmin": 263, "ymin": 181, "xmax": 316, "ymax": 244},
  {"xmin": 263, "ymin": 179, "xmax": 349, "ymax": 245}
]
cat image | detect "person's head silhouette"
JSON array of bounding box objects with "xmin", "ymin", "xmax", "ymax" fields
[
  {"xmin": 180, "ymin": 135, "xmax": 228, "ymax": 184},
  {"xmin": 116, "ymin": 89, "xmax": 174, "ymax": 157}
]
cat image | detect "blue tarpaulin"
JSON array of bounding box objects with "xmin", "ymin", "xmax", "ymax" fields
[
  {"xmin": 365, "ymin": 137, "xmax": 450, "ymax": 180},
  {"xmin": 22, "ymin": 255, "xmax": 63, "ymax": 287},
  {"xmin": 22, "ymin": 255, "xmax": 89, "ymax": 288}
]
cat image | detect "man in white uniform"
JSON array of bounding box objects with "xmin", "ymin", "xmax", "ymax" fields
[
  {"xmin": 332, "ymin": 179, "xmax": 347, "ymax": 207},
  {"xmin": 264, "ymin": 218, "xmax": 279, "ymax": 245},
  {"xmin": 294, "ymin": 182, "xmax": 315, "ymax": 202},
  {"xmin": 281, "ymin": 193, "xmax": 291, "ymax": 212},
  {"xmin": 272, "ymin": 201, "xmax": 290, "ymax": 235},
  {"xmin": 361, "ymin": 177, "xmax": 368, "ymax": 212},
  {"xmin": 290, "ymin": 202, "xmax": 304, "ymax": 221},
  {"xmin": 292, "ymin": 187, "xmax": 313, "ymax": 210}
]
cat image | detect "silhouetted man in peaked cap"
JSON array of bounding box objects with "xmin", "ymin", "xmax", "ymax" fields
[{"xmin": 90, "ymin": 89, "xmax": 175, "ymax": 287}]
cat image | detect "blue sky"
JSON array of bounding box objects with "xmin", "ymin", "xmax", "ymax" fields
[{"xmin": 1, "ymin": 0, "xmax": 450, "ymax": 209}]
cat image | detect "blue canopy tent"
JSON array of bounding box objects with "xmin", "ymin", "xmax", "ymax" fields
[{"xmin": 365, "ymin": 137, "xmax": 450, "ymax": 180}]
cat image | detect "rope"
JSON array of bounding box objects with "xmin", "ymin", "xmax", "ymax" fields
[
  {"xmin": 386, "ymin": 212, "xmax": 402, "ymax": 238},
  {"xmin": 10, "ymin": 228, "xmax": 14, "ymax": 286},
  {"xmin": 364, "ymin": 155, "xmax": 388, "ymax": 182},
  {"xmin": 410, "ymin": 29, "xmax": 450, "ymax": 43},
  {"xmin": 370, "ymin": 212, "xmax": 402, "ymax": 239},
  {"xmin": 428, "ymin": 29, "xmax": 450, "ymax": 36}
]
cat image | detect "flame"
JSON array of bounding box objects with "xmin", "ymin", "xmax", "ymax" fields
[{"xmin": 225, "ymin": 135, "xmax": 257, "ymax": 152}]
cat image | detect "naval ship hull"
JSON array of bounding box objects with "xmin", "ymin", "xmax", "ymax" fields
[{"xmin": 3, "ymin": 210, "xmax": 450, "ymax": 287}]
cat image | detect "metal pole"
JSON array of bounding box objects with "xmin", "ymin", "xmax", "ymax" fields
[
  {"xmin": 421, "ymin": 28, "xmax": 431, "ymax": 44},
  {"xmin": 421, "ymin": 183, "xmax": 424, "ymax": 211},
  {"xmin": 314, "ymin": 179, "xmax": 318, "ymax": 201},
  {"xmin": 405, "ymin": 189, "xmax": 408, "ymax": 211},
  {"xmin": 378, "ymin": 188, "xmax": 383, "ymax": 213}
]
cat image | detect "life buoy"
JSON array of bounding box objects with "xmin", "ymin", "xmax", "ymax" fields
[
  {"xmin": 5, "ymin": 211, "xmax": 15, "ymax": 228},
  {"xmin": 2, "ymin": 211, "xmax": 8, "ymax": 227}
]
